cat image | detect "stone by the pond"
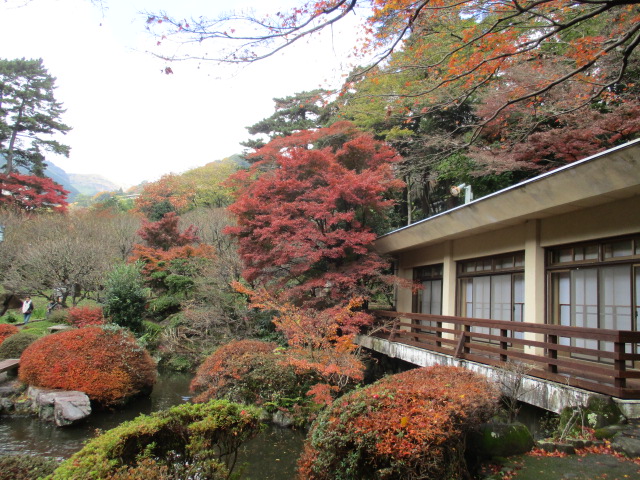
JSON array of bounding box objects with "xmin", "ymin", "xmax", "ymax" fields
[
  {"xmin": 28, "ymin": 386, "xmax": 91, "ymax": 427},
  {"xmin": 610, "ymin": 419, "xmax": 640, "ymax": 458},
  {"xmin": 272, "ymin": 410, "xmax": 295, "ymax": 428},
  {"xmin": 471, "ymin": 422, "xmax": 535, "ymax": 458}
]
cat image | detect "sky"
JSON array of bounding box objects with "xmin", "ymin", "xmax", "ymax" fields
[{"xmin": 0, "ymin": 0, "xmax": 361, "ymax": 187}]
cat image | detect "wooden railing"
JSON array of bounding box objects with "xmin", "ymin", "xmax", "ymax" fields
[{"xmin": 370, "ymin": 311, "xmax": 640, "ymax": 399}]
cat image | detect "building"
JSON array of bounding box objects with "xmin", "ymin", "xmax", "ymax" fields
[{"xmin": 360, "ymin": 139, "xmax": 640, "ymax": 416}]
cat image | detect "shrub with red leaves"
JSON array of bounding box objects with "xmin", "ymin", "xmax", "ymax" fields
[
  {"xmin": 19, "ymin": 326, "xmax": 156, "ymax": 406},
  {"xmin": 191, "ymin": 339, "xmax": 322, "ymax": 420},
  {"xmin": 0, "ymin": 324, "xmax": 19, "ymax": 347},
  {"xmin": 298, "ymin": 365, "xmax": 499, "ymax": 480},
  {"xmin": 67, "ymin": 306, "xmax": 105, "ymax": 328}
]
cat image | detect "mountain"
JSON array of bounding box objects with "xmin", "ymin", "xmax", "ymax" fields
[
  {"xmin": 68, "ymin": 173, "xmax": 121, "ymax": 196},
  {"xmin": 43, "ymin": 162, "xmax": 80, "ymax": 199},
  {"xmin": 41, "ymin": 162, "xmax": 122, "ymax": 200}
]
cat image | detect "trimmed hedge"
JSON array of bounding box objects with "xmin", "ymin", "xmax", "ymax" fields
[
  {"xmin": 191, "ymin": 340, "xmax": 323, "ymax": 423},
  {"xmin": 49, "ymin": 400, "xmax": 263, "ymax": 480},
  {"xmin": 298, "ymin": 365, "xmax": 499, "ymax": 480},
  {"xmin": 19, "ymin": 325, "xmax": 156, "ymax": 406},
  {"xmin": 0, "ymin": 324, "xmax": 19, "ymax": 346},
  {"xmin": 0, "ymin": 330, "xmax": 40, "ymax": 359}
]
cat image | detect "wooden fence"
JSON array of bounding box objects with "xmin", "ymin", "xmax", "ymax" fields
[{"xmin": 371, "ymin": 311, "xmax": 640, "ymax": 399}]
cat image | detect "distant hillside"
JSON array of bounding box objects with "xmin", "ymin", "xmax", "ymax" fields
[
  {"xmin": 68, "ymin": 173, "xmax": 121, "ymax": 196},
  {"xmin": 43, "ymin": 162, "xmax": 80, "ymax": 199}
]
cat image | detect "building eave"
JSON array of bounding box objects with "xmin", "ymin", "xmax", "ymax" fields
[{"xmin": 376, "ymin": 139, "xmax": 640, "ymax": 255}]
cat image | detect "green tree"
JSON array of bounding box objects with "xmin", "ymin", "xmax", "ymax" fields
[
  {"xmin": 242, "ymin": 89, "xmax": 334, "ymax": 151},
  {"xmin": 104, "ymin": 263, "xmax": 147, "ymax": 332},
  {"xmin": 0, "ymin": 58, "xmax": 71, "ymax": 175}
]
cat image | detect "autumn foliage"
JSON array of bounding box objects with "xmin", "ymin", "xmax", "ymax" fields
[
  {"xmin": 0, "ymin": 324, "xmax": 19, "ymax": 347},
  {"xmin": 226, "ymin": 122, "xmax": 403, "ymax": 308},
  {"xmin": 191, "ymin": 339, "xmax": 323, "ymax": 418},
  {"xmin": 19, "ymin": 326, "xmax": 156, "ymax": 406},
  {"xmin": 298, "ymin": 366, "xmax": 499, "ymax": 480},
  {"xmin": 235, "ymin": 284, "xmax": 367, "ymax": 404},
  {"xmin": 130, "ymin": 211, "xmax": 215, "ymax": 276},
  {"xmin": 66, "ymin": 306, "xmax": 105, "ymax": 328},
  {"xmin": 0, "ymin": 173, "xmax": 68, "ymax": 213}
]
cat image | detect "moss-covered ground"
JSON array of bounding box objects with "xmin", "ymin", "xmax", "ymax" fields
[{"xmin": 481, "ymin": 450, "xmax": 640, "ymax": 480}]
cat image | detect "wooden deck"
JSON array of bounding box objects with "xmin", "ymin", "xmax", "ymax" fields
[
  {"xmin": 0, "ymin": 359, "xmax": 20, "ymax": 375},
  {"xmin": 370, "ymin": 311, "xmax": 640, "ymax": 400}
]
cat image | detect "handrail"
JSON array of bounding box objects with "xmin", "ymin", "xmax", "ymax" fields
[{"xmin": 369, "ymin": 311, "xmax": 640, "ymax": 399}]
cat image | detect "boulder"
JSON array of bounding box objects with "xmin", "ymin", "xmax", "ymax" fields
[
  {"xmin": 272, "ymin": 410, "xmax": 295, "ymax": 428},
  {"xmin": 611, "ymin": 419, "xmax": 640, "ymax": 458},
  {"xmin": 28, "ymin": 386, "xmax": 91, "ymax": 427},
  {"xmin": 470, "ymin": 422, "xmax": 535, "ymax": 458}
]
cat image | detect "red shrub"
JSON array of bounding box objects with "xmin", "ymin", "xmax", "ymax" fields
[
  {"xmin": 0, "ymin": 324, "xmax": 19, "ymax": 347},
  {"xmin": 67, "ymin": 306, "xmax": 105, "ymax": 328},
  {"xmin": 19, "ymin": 326, "xmax": 157, "ymax": 406},
  {"xmin": 191, "ymin": 339, "xmax": 323, "ymax": 423},
  {"xmin": 298, "ymin": 366, "xmax": 499, "ymax": 480},
  {"xmin": 191, "ymin": 339, "xmax": 277, "ymax": 402}
]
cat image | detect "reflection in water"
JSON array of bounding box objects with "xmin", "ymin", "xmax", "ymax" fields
[
  {"xmin": 0, "ymin": 372, "xmax": 194, "ymax": 459},
  {"xmin": 0, "ymin": 372, "xmax": 305, "ymax": 479},
  {"xmin": 237, "ymin": 425, "xmax": 305, "ymax": 480}
]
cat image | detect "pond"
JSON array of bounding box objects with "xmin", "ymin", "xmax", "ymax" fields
[{"xmin": 0, "ymin": 372, "xmax": 305, "ymax": 479}]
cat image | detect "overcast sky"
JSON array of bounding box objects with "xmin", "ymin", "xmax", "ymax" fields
[{"xmin": 0, "ymin": 0, "xmax": 360, "ymax": 187}]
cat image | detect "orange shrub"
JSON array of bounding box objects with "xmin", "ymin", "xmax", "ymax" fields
[
  {"xmin": 0, "ymin": 324, "xmax": 19, "ymax": 347},
  {"xmin": 19, "ymin": 326, "xmax": 157, "ymax": 406},
  {"xmin": 67, "ymin": 306, "xmax": 105, "ymax": 328},
  {"xmin": 191, "ymin": 340, "xmax": 323, "ymax": 422},
  {"xmin": 191, "ymin": 340, "xmax": 277, "ymax": 402},
  {"xmin": 298, "ymin": 365, "xmax": 499, "ymax": 480}
]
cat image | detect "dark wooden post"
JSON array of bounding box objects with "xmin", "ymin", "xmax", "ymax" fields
[
  {"xmin": 614, "ymin": 339, "xmax": 626, "ymax": 391},
  {"xmin": 547, "ymin": 334, "xmax": 558, "ymax": 374},
  {"xmin": 500, "ymin": 328, "xmax": 509, "ymax": 362}
]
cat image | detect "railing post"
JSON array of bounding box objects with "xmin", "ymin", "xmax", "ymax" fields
[
  {"xmin": 547, "ymin": 334, "xmax": 558, "ymax": 374},
  {"xmin": 500, "ymin": 328, "xmax": 508, "ymax": 363},
  {"xmin": 455, "ymin": 325, "xmax": 470, "ymax": 359},
  {"xmin": 614, "ymin": 340, "xmax": 626, "ymax": 391},
  {"xmin": 389, "ymin": 318, "xmax": 399, "ymax": 342},
  {"xmin": 436, "ymin": 321, "xmax": 442, "ymax": 348}
]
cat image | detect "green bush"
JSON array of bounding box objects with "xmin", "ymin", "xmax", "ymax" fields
[
  {"xmin": 2, "ymin": 311, "xmax": 20, "ymax": 324},
  {"xmin": 49, "ymin": 400, "xmax": 263, "ymax": 480},
  {"xmin": 0, "ymin": 454, "xmax": 58, "ymax": 480},
  {"xmin": 147, "ymin": 295, "xmax": 181, "ymax": 320},
  {"xmin": 47, "ymin": 308, "xmax": 69, "ymax": 324},
  {"xmin": 104, "ymin": 263, "xmax": 147, "ymax": 332},
  {"xmin": 0, "ymin": 331, "xmax": 40, "ymax": 359}
]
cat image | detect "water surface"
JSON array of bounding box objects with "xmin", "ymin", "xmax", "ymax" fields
[{"xmin": 0, "ymin": 372, "xmax": 304, "ymax": 479}]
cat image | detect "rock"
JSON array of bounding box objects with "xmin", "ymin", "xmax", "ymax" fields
[
  {"xmin": 594, "ymin": 424, "xmax": 627, "ymax": 440},
  {"xmin": 54, "ymin": 394, "xmax": 91, "ymax": 427},
  {"xmin": 0, "ymin": 379, "xmax": 24, "ymax": 398},
  {"xmin": 585, "ymin": 395, "xmax": 626, "ymax": 429},
  {"xmin": 272, "ymin": 410, "xmax": 295, "ymax": 428},
  {"xmin": 555, "ymin": 443, "xmax": 576, "ymax": 454},
  {"xmin": 611, "ymin": 420, "xmax": 640, "ymax": 458},
  {"xmin": 28, "ymin": 386, "xmax": 91, "ymax": 427},
  {"xmin": 470, "ymin": 422, "xmax": 535, "ymax": 458},
  {"xmin": 611, "ymin": 435, "xmax": 640, "ymax": 457}
]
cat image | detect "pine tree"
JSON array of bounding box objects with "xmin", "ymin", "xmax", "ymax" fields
[{"xmin": 0, "ymin": 58, "xmax": 71, "ymax": 175}]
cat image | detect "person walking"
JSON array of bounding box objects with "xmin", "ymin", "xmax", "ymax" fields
[{"xmin": 22, "ymin": 296, "xmax": 34, "ymax": 324}]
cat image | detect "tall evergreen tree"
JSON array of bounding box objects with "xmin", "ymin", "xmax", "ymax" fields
[{"xmin": 0, "ymin": 58, "xmax": 71, "ymax": 175}]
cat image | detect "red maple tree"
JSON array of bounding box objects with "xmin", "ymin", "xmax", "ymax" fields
[
  {"xmin": 225, "ymin": 122, "xmax": 404, "ymax": 308},
  {"xmin": 137, "ymin": 211, "xmax": 199, "ymax": 251},
  {"xmin": 130, "ymin": 211, "xmax": 215, "ymax": 276},
  {"xmin": 0, "ymin": 173, "xmax": 68, "ymax": 213}
]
